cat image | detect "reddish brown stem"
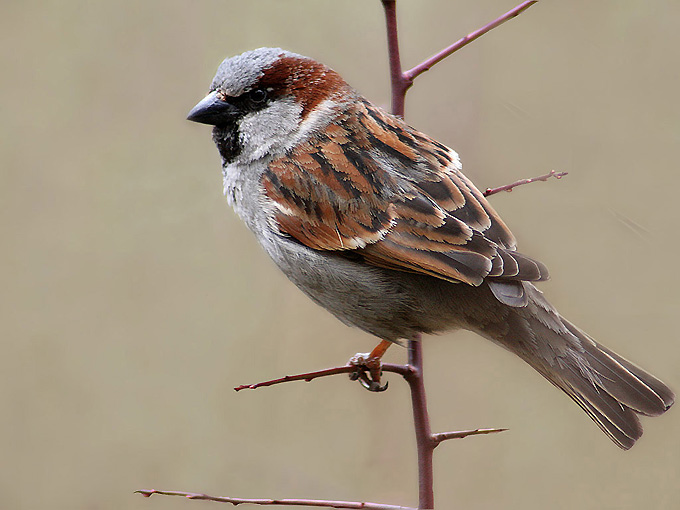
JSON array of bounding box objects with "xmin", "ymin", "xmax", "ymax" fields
[
  {"xmin": 404, "ymin": 1, "xmax": 538, "ymax": 82},
  {"xmin": 146, "ymin": 351, "xmax": 505, "ymax": 510},
  {"xmin": 432, "ymin": 428, "xmax": 508, "ymax": 447},
  {"xmin": 404, "ymin": 338, "xmax": 435, "ymax": 509},
  {"xmin": 234, "ymin": 339, "xmax": 433, "ymax": 509},
  {"xmin": 381, "ymin": 0, "xmax": 539, "ymax": 118},
  {"xmin": 234, "ymin": 365, "xmax": 354, "ymax": 391},
  {"xmin": 136, "ymin": 489, "xmax": 415, "ymax": 509},
  {"xmin": 381, "ymin": 0, "xmax": 408, "ymax": 117},
  {"xmin": 483, "ymin": 170, "xmax": 567, "ymax": 197},
  {"xmin": 141, "ymin": 3, "xmax": 534, "ymax": 509},
  {"xmin": 234, "ymin": 363, "xmax": 412, "ymax": 392}
]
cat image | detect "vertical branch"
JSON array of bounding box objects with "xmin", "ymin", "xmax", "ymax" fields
[
  {"xmin": 143, "ymin": 3, "xmax": 533, "ymax": 509},
  {"xmin": 405, "ymin": 337, "xmax": 435, "ymax": 509},
  {"xmin": 381, "ymin": 0, "xmax": 410, "ymax": 117},
  {"xmin": 378, "ymin": 3, "xmax": 538, "ymax": 508}
]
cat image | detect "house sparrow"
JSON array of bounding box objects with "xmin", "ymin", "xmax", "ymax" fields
[{"xmin": 187, "ymin": 47, "xmax": 674, "ymax": 449}]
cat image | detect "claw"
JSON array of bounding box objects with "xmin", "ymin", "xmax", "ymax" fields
[
  {"xmin": 349, "ymin": 367, "xmax": 388, "ymax": 392},
  {"xmin": 359, "ymin": 375, "xmax": 389, "ymax": 393},
  {"xmin": 348, "ymin": 340, "xmax": 392, "ymax": 392}
]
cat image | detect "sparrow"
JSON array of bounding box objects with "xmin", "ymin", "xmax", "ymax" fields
[{"xmin": 187, "ymin": 47, "xmax": 674, "ymax": 449}]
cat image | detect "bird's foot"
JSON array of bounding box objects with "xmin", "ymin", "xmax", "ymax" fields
[{"xmin": 348, "ymin": 340, "xmax": 392, "ymax": 392}]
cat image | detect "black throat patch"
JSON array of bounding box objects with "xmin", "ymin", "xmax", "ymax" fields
[{"xmin": 212, "ymin": 123, "xmax": 241, "ymax": 165}]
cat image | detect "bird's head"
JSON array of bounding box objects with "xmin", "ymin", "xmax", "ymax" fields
[{"xmin": 188, "ymin": 48, "xmax": 353, "ymax": 164}]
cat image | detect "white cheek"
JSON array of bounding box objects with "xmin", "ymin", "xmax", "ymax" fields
[{"xmin": 238, "ymin": 98, "xmax": 303, "ymax": 161}]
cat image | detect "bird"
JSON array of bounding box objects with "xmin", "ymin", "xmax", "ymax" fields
[{"xmin": 187, "ymin": 47, "xmax": 674, "ymax": 449}]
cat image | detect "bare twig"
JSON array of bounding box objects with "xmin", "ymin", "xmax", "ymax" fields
[
  {"xmin": 381, "ymin": 0, "xmax": 558, "ymax": 201},
  {"xmin": 382, "ymin": 0, "xmax": 538, "ymax": 117},
  {"xmin": 142, "ymin": 3, "xmax": 537, "ymax": 509},
  {"xmin": 230, "ymin": 341, "xmax": 506, "ymax": 510},
  {"xmin": 234, "ymin": 365, "xmax": 355, "ymax": 391},
  {"xmin": 234, "ymin": 363, "xmax": 412, "ymax": 392},
  {"xmin": 149, "ymin": 349, "xmax": 505, "ymax": 510},
  {"xmin": 136, "ymin": 489, "xmax": 415, "ymax": 509},
  {"xmin": 432, "ymin": 428, "xmax": 508, "ymax": 447},
  {"xmin": 404, "ymin": 1, "xmax": 538, "ymax": 82},
  {"xmin": 378, "ymin": 3, "xmax": 541, "ymax": 498},
  {"xmin": 483, "ymin": 170, "xmax": 567, "ymax": 197}
]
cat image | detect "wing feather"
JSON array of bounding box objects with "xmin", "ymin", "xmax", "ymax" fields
[{"xmin": 261, "ymin": 98, "xmax": 548, "ymax": 286}]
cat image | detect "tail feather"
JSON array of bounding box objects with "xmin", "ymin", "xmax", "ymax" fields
[
  {"xmin": 566, "ymin": 383, "xmax": 642, "ymax": 450},
  {"xmin": 490, "ymin": 282, "xmax": 674, "ymax": 449},
  {"xmin": 511, "ymin": 336, "xmax": 645, "ymax": 449},
  {"xmin": 574, "ymin": 326, "xmax": 671, "ymax": 417},
  {"xmin": 594, "ymin": 341, "xmax": 675, "ymax": 412}
]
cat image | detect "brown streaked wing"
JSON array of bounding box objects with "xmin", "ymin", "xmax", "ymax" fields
[
  {"xmin": 263, "ymin": 100, "xmax": 548, "ymax": 286},
  {"xmin": 357, "ymin": 102, "xmax": 548, "ymax": 282},
  {"xmin": 360, "ymin": 101, "xmax": 518, "ymax": 251},
  {"xmin": 262, "ymin": 138, "xmax": 394, "ymax": 251}
]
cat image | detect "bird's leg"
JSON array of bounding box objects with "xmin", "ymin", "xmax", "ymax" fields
[{"xmin": 348, "ymin": 340, "xmax": 392, "ymax": 392}]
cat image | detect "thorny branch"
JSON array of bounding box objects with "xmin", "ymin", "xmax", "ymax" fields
[
  {"xmin": 137, "ymin": 489, "xmax": 415, "ymax": 509},
  {"xmin": 234, "ymin": 363, "xmax": 411, "ymax": 392},
  {"xmin": 382, "ymin": 0, "xmax": 538, "ymax": 117},
  {"xmin": 432, "ymin": 427, "xmax": 508, "ymax": 446},
  {"xmin": 483, "ymin": 170, "xmax": 568, "ymax": 197},
  {"xmin": 140, "ymin": 1, "xmax": 538, "ymax": 509},
  {"xmin": 383, "ymin": 0, "xmax": 564, "ymax": 201},
  {"xmin": 141, "ymin": 340, "xmax": 506, "ymax": 510},
  {"xmin": 404, "ymin": 339, "xmax": 434, "ymax": 508}
]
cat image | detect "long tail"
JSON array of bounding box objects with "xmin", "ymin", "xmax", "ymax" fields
[{"xmin": 488, "ymin": 282, "xmax": 674, "ymax": 449}]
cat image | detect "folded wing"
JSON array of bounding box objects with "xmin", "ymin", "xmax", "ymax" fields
[{"xmin": 261, "ymin": 98, "xmax": 548, "ymax": 287}]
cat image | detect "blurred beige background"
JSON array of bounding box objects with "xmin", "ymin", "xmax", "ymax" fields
[{"xmin": 2, "ymin": 1, "xmax": 679, "ymax": 509}]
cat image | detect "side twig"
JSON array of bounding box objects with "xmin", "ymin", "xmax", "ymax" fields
[
  {"xmin": 382, "ymin": 0, "xmax": 538, "ymax": 117},
  {"xmin": 234, "ymin": 363, "xmax": 412, "ymax": 392},
  {"xmin": 404, "ymin": 1, "xmax": 538, "ymax": 82},
  {"xmin": 229, "ymin": 339, "xmax": 506, "ymax": 510},
  {"xmin": 137, "ymin": 490, "xmax": 415, "ymax": 510},
  {"xmin": 483, "ymin": 170, "xmax": 567, "ymax": 197},
  {"xmin": 431, "ymin": 428, "xmax": 508, "ymax": 447},
  {"xmin": 141, "ymin": 2, "xmax": 537, "ymax": 509},
  {"xmin": 141, "ymin": 345, "xmax": 506, "ymax": 509}
]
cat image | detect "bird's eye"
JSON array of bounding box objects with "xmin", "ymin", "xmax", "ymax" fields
[{"xmin": 248, "ymin": 88, "xmax": 267, "ymax": 104}]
